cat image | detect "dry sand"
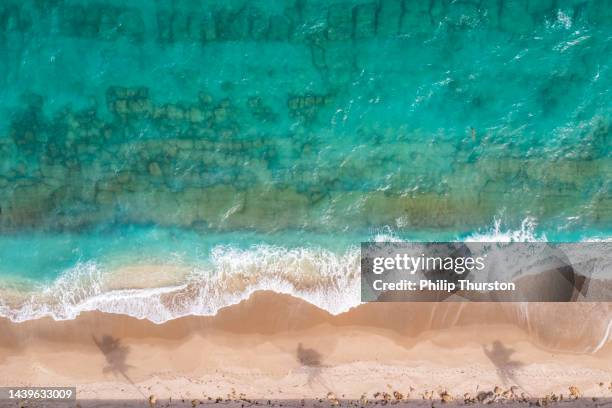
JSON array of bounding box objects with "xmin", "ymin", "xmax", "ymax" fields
[{"xmin": 0, "ymin": 291, "xmax": 610, "ymax": 407}]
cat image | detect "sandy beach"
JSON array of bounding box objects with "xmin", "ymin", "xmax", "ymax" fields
[
  {"xmin": 0, "ymin": 0, "xmax": 610, "ymax": 406},
  {"xmin": 0, "ymin": 291, "xmax": 610, "ymax": 407}
]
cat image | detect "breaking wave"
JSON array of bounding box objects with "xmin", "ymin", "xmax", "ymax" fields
[
  {"xmin": 0, "ymin": 218, "xmax": 610, "ymax": 353},
  {"xmin": 0, "ymin": 218, "xmax": 547, "ymax": 323},
  {"xmin": 0, "ymin": 245, "xmax": 362, "ymax": 323}
]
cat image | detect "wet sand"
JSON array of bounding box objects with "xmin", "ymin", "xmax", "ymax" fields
[{"xmin": 0, "ymin": 291, "xmax": 610, "ymax": 405}]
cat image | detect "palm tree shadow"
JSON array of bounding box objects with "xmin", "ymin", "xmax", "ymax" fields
[
  {"xmin": 296, "ymin": 343, "xmax": 331, "ymax": 390},
  {"xmin": 483, "ymin": 341, "xmax": 524, "ymax": 387},
  {"xmin": 92, "ymin": 335, "xmax": 145, "ymax": 398}
]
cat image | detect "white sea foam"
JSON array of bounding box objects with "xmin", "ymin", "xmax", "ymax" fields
[
  {"xmin": 0, "ymin": 245, "xmax": 362, "ymax": 323},
  {"xmin": 0, "ymin": 218, "xmax": 610, "ymax": 352},
  {"xmin": 467, "ymin": 217, "xmax": 546, "ymax": 242},
  {"xmin": 0, "ymin": 218, "xmax": 595, "ymax": 323}
]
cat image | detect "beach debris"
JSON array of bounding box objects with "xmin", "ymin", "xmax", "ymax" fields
[
  {"xmin": 393, "ymin": 391, "xmax": 403, "ymax": 400},
  {"xmin": 372, "ymin": 392, "xmax": 391, "ymax": 405},
  {"xmin": 359, "ymin": 393, "xmax": 368, "ymax": 405},
  {"xmin": 327, "ymin": 392, "xmax": 340, "ymax": 406},
  {"xmin": 422, "ymin": 390, "xmax": 434, "ymax": 400},
  {"xmin": 493, "ymin": 386, "xmax": 502, "ymax": 396},
  {"xmin": 191, "ymin": 399, "xmax": 200, "ymax": 407},
  {"xmin": 463, "ymin": 393, "xmax": 476, "ymax": 404},
  {"xmin": 476, "ymin": 391, "xmax": 495, "ymax": 404},
  {"xmin": 439, "ymin": 391, "xmax": 453, "ymax": 403},
  {"xmin": 148, "ymin": 395, "xmax": 157, "ymax": 407},
  {"xmin": 537, "ymin": 393, "xmax": 559, "ymax": 405},
  {"xmin": 536, "ymin": 394, "xmax": 561, "ymax": 407},
  {"xmin": 569, "ymin": 385, "xmax": 582, "ymax": 399}
]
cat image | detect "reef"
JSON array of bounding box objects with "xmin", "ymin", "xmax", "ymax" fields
[
  {"xmin": 0, "ymin": 0, "xmax": 609, "ymax": 233},
  {"xmin": 0, "ymin": 84, "xmax": 609, "ymax": 232}
]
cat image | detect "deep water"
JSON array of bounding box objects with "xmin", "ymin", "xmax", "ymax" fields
[{"xmin": 0, "ymin": 0, "xmax": 609, "ymax": 321}]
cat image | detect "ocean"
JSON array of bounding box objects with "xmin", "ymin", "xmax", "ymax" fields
[{"xmin": 0, "ymin": 0, "xmax": 610, "ymax": 324}]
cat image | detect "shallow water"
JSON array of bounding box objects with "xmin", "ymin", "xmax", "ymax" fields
[{"xmin": 0, "ymin": 0, "xmax": 610, "ymax": 323}]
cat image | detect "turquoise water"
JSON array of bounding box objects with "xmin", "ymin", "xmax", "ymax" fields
[{"xmin": 0, "ymin": 0, "xmax": 610, "ymax": 321}]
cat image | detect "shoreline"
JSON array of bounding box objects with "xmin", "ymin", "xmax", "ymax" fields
[
  {"xmin": 0, "ymin": 291, "xmax": 610, "ymax": 402},
  {"xmin": 2, "ymin": 398, "xmax": 612, "ymax": 408}
]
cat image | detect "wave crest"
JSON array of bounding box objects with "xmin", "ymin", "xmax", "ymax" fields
[
  {"xmin": 0, "ymin": 245, "xmax": 361, "ymax": 323},
  {"xmin": 0, "ymin": 219, "xmax": 610, "ymax": 353}
]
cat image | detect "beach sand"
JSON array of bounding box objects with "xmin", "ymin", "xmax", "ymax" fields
[{"xmin": 0, "ymin": 291, "xmax": 610, "ymax": 407}]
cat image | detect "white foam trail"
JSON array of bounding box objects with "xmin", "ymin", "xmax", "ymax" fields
[
  {"xmin": 467, "ymin": 217, "xmax": 546, "ymax": 242},
  {"xmin": 0, "ymin": 245, "xmax": 362, "ymax": 323},
  {"xmin": 465, "ymin": 219, "xmax": 611, "ymax": 352},
  {"xmin": 0, "ymin": 218, "xmax": 610, "ymax": 352},
  {"xmin": 595, "ymin": 318, "xmax": 612, "ymax": 353}
]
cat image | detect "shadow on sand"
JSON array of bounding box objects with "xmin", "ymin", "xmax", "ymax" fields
[
  {"xmin": 296, "ymin": 343, "xmax": 330, "ymax": 390},
  {"xmin": 483, "ymin": 340, "xmax": 525, "ymax": 387},
  {"xmin": 92, "ymin": 335, "xmax": 145, "ymax": 398}
]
